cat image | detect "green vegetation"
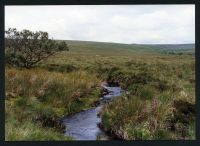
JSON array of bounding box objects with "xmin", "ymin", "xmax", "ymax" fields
[
  {"xmin": 5, "ymin": 118, "xmax": 72, "ymax": 141},
  {"xmin": 5, "ymin": 67, "xmax": 101, "ymax": 140},
  {"xmin": 5, "ymin": 38, "xmax": 195, "ymax": 140},
  {"xmin": 5, "ymin": 28, "xmax": 68, "ymax": 68}
]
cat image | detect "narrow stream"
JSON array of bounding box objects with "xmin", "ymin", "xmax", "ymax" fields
[{"xmin": 63, "ymin": 83, "xmax": 122, "ymax": 140}]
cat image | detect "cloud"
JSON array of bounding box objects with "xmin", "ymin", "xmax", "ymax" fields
[{"xmin": 5, "ymin": 5, "xmax": 195, "ymax": 44}]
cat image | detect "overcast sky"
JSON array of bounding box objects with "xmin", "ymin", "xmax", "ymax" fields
[{"xmin": 5, "ymin": 5, "xmax": 195, "ymax": 44}]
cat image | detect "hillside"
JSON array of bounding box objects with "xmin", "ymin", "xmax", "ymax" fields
[
  {"xmin": 140, "ymin": 44, "xmax": 195, "ymax": 54},
  {"xmin": 59, "ymin": 40, "xmax": 195, "ymax": 55},
  {"xmin": 62, "ymin": 40, "xmax": 157, "ymax": 55},
  {"xmin": 141, "ymin": 44, "xmax": 194, "ymax": 50}
]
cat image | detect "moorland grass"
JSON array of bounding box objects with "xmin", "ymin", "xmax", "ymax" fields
[
  {"xmin": 5, "ymin": 67, "xmax": 101, "ymax": 140},
  {"xmin": 43, "ymin": 46, "xmax": 195, "ymax": 140},
  {"xmin": 5, "ymin": 40, "xmax": 195, "ymax": 140},
  {"xmin": 5, "ymin": 116, "xmax": 73, "ymax": 141}
]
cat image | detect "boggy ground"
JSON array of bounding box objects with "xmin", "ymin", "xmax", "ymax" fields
[{"xmin": 5, "ymin": 44, "xmax": 195, "ymax": 140}]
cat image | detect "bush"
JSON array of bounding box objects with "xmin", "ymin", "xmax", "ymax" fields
[{"xmin": 5, "ymin": 28, "xmax": 68, "ymax": 68}]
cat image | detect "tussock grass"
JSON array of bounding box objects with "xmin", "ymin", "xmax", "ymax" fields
[
  {"xmin": 101, "ymin": 94, "xmax": 175, "ymax": 140},
  {"xmin": 43, "ymin": 49, "xmax": 195, "ymax": 140},
  {"xmin": 5, "ymin": 67, "xmax": 101, "ymax": 140},
  {"xmin": 91, "ymin": 54, "xmax": 195, "ymax": 140},
  {"xmin": 5, "ymin": 116, "xmax": 72, "ymax": 141}
]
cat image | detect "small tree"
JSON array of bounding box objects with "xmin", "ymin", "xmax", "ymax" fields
[{"xmin": 5, "ymin": 28, "xmax": 68, "ymax": 68}]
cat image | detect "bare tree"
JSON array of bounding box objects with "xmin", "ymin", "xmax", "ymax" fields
[{"xmin": 5, "ymin": 28, "xmax": 68, "ymax": 68}]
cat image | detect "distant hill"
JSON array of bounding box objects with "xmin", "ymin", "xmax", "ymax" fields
[
  {"xmin": 139, "ymin": 44, "xmax": 195, "ymax": 54},
  {"xmin": 58, "ymin": 40, "xmax": 195, "ymax": 55},
  {"xmin": 140, "ymin": 44, "xmax": 194, "ymax": 50},
  {"xmin": 62, "ymin": 40, "xmax": 158, "ymax": 55}
]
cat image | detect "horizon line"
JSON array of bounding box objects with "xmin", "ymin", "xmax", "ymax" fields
[{"xmin": 56, "ymin": 39, "xmax": 195, "ymax": 45}]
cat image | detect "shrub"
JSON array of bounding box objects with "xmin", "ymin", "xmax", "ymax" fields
[{"xmin": 5, "ymin": 28, "xmax": 68, "ymax": 68}]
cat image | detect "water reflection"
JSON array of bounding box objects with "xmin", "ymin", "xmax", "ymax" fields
[{"xmin": 63, "ymin": 84, "xmax": 122, "ymax": 140}]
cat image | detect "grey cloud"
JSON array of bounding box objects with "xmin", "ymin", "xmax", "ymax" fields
[{"xmin": 5, "ymin": 5, "xmax": 195, "ymax": 44}]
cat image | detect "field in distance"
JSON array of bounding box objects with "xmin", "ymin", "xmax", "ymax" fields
[{"xmin": 56, "ymin": 40, "xmax": 194, "ymax": 56}]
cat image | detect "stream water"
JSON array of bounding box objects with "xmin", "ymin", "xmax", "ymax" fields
[{"xmin": 63, "ymin": 83, "xmax": 122, "ymax": 140}]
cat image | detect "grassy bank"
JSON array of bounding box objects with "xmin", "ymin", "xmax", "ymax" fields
[
  {"xmin": 5, "ymin": 118, "xmax": 72, "ymax": 141},
  {"xmin": 5, "ymin": 67, "xmax": 101, "ymax": 140},
  {"xmin": 99, "ymin": 57, "xmax": 195, "ymax": 140}
]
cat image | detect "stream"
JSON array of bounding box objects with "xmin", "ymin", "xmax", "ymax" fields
[{"xmin": 63, "ymin": 83, "xmax": 122, "ymax": 140}]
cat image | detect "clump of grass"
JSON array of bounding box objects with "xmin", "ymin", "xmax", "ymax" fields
[
  {"xmin": 101, "ymin": 94, "xmax": 175, "ymax": 140},
  {"xmin": 41, "ymin": 63, "xmax": 78, "ymax": 73},
  {"xmin": 136, "ymin": 85, "xmax": 157, "ymax": 100},
  {"xmin": 5, "ymin": 116, "xmax": 72, "ymax": 141},
  {"xmin": 188, "ymin": 121, "xmax": 195, "ymax": 140}
]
